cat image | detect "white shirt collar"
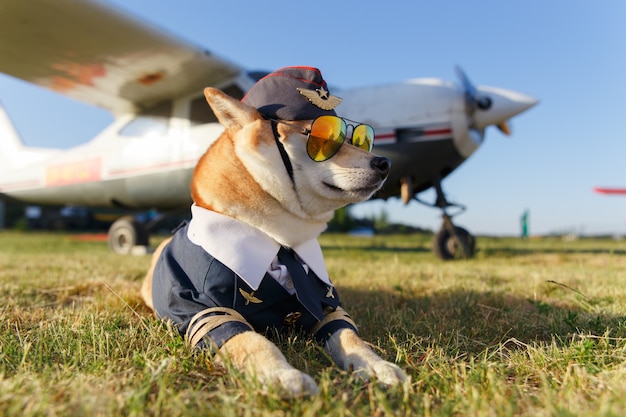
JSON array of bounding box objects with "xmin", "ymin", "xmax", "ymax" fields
[{"xmin": 186, "ymin": 204, "xmax": 331, "ymax": 290}]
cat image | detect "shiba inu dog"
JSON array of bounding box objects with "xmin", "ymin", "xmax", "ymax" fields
[{"xmin": 141, "ymin": 67, "xmax": 407, "ymax": 397}]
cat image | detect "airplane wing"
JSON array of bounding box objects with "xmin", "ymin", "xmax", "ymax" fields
[
  {"xmin": 0, "ymin": 0, "xmax": 243, "ymax": 114},
  {"xmin": 594, "ymin": 187, "xmax": 626, "ymax": 195}
]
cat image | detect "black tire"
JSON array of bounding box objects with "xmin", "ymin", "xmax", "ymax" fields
[
  {"xmin": 433, "ymin": 226, "xmax": 476, "ymax": 260},
  {"xmin": 107, "ymin": 216, "xmax": 149, "ymax": 254}
]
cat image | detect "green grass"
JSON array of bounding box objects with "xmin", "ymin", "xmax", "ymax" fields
[{"xmin": 1, "ymin": 231, "xmax": 626, "ymax": 416}]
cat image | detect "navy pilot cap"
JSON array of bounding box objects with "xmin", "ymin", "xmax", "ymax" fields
[{"xmin": 242, "ymin": 66, "xmax": 342, "ymax": 121}]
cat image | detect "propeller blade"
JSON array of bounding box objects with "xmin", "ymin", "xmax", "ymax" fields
[
  {"xmin": 455, "ymin": 65, "xmax": 478, "ymax": 100},
  {"xmin": 455, "ymin": 66, "xmax": 492, "ymax": 130},
  {"xmin": 497, "ymin": 121, "xmax": 511, "ymax": 135},
  {"xmin": 469, "ymin": 128, "xmax": 485, "ymax": 144}
]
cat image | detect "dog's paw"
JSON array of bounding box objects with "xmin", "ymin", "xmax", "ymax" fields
[
  {"xmin": 367, "ymin": 360, "xmax": 408, "ymax": 386},
  {"xmin": 271, "ymin": 368, "xmax": 319, "ymax": 397},
  {"xmin": 326, "ymin": 328, "xmax": 407, "ymax": 387}
]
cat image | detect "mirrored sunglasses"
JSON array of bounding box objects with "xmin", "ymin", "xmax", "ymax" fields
[
  {"xmin": 269, "ymin": 115, "xmax": 375, "ymax": 162},
  {"xmin": 306, "ymin": 115, "xmax": 374, "ymax": 162}
]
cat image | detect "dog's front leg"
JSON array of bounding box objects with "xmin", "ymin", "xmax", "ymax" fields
[
  {"xmin": 218, "ymin": 331, "xmax": 319, "ymax": 397},
  {"xmin": 325, "ymin": 328, "xmax": 407, "ymax": 386}
]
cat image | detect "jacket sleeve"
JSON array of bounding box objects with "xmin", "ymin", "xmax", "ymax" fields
[{"xmin": 151, "ymin": 228, "xmax": 253, "ymax": 350}]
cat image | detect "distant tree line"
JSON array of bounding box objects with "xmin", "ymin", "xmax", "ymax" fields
[{"xmin": 327, "ymin": 205, "xmax": 432, "ymax": 235}]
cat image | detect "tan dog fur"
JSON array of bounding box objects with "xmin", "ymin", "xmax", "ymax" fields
[{"xmin": 141, "ymin": 87, "xmax": 406, "ymax": 396}]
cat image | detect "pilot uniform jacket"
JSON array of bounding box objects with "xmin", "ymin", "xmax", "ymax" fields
[{"xmin": 151, "ymin": 205, "xmax": 357, "ymax": 350}]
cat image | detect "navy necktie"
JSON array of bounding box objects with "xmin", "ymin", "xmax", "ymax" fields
[{"xmin": 277, "ymin": 247, "xmax": 324, "ymax": 321}]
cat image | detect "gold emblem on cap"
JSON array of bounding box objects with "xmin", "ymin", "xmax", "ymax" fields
[
  {"xmin": 296, "ymin": 87, "xmax": 342, "ymax": 110},
  {"xmin": 239, "ymin": 288, "xmax": 263, "ymax": 305}
]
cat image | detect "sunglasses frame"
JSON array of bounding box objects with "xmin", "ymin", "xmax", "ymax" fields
[{"xmin": 266, "ymin": 115, "xmax": 375, "ymax": 162}]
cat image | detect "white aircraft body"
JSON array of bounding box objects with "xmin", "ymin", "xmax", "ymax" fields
[{"xmin": 0, "ymin": 0, "xmax": 537, "ymax": 258}]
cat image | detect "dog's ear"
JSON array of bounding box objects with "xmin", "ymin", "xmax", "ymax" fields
[{"xmin": 204, "ymin": 87, "xmax": 262, "ymax": 130}]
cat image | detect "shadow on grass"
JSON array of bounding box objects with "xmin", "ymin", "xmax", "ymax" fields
[
  {"xmin": 322, "ymin": 244, "xmax": 432, "ymax": 254},
  {"xmin": 339, "ymin": 286, "xmax": 626, "ymax": 357},
  {"xmin": 322, "ymin": 235, "xmax": 626, "ymax": 259},
  {"xmin": 478, "ymin": 246, "xmax": 626, "ymax": 257}
]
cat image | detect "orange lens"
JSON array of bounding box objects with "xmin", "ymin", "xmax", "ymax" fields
[
  {"xmin": 306, "ymin": 116, "xmax": 346, "ymax": 161},
  {"xmin": 351, "ymin": 124, "xmax": 374, "ymax": 152}
]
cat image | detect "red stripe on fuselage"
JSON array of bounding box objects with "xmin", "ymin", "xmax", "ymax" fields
[{"xmin": 423, "ymin": 128, "xmax": 452, "ymax": 136}]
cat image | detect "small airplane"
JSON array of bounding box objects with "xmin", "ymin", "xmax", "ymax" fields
[{"xmin": 0, "ymin": 0, "xmax": 537, "ymax": 259}]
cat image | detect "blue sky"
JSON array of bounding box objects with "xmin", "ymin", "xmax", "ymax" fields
[{"xmin": 1, "ymin": 0, "xmax": 625, "ymax": 236}]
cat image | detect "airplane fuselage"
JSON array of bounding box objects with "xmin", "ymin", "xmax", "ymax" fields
[
  {"xmin": 0, "ymin": 83, "xmax": 238, "ymax": 209},
  {"xmin": 0, "ymin": 74, "xmax": 534, "ymax": 211}
]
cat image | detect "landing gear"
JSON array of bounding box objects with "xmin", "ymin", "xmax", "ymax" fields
[
  {"xmin": 412, "ymin": 176, "xmax": 476, "ymax": 260},
  {"xmin": 106, "ymin": 210, "xmax": 187, "ymax": 255},
  {"xmin": 433, "ymin": 216, "xmax": 475, "ymax": 260},
  {"xmin": 107, "ymin": 216, "xmax": 149, "ymax": 255}
]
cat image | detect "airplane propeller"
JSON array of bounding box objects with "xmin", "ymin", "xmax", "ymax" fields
[{"xmin": 455, "ymin": 66, "xmax": 537, "ymax": 139}]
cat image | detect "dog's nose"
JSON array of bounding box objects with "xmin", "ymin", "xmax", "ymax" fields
[{"xmin": 370, "ymin": 156, "xmax": 391, "ymax": 178}]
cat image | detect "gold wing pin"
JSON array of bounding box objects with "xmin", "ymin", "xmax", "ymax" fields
[
  {"xmin": 296, "ymin": 87, "xmax": 342, "ymax": 111},
  {"xmin": 239, "ymin": 288, "xmax": 263, "ymax": 305},
  {"xmin": 325, "ymin": 286, "xmax": 335, "ymax": 299}
]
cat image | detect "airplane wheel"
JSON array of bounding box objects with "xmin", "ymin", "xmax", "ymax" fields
[
  {"xmin": 107, "ymin": 216, "xmax": 149, "ymax": 254},
  {"xmin": 433, "ymin": 226, "xmax": 476, "ymax": 260}
]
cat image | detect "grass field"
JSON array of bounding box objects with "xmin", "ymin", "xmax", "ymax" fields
[{"xmin": 1, "ymin": 231, "xmax": 626, "ymax": 416}]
